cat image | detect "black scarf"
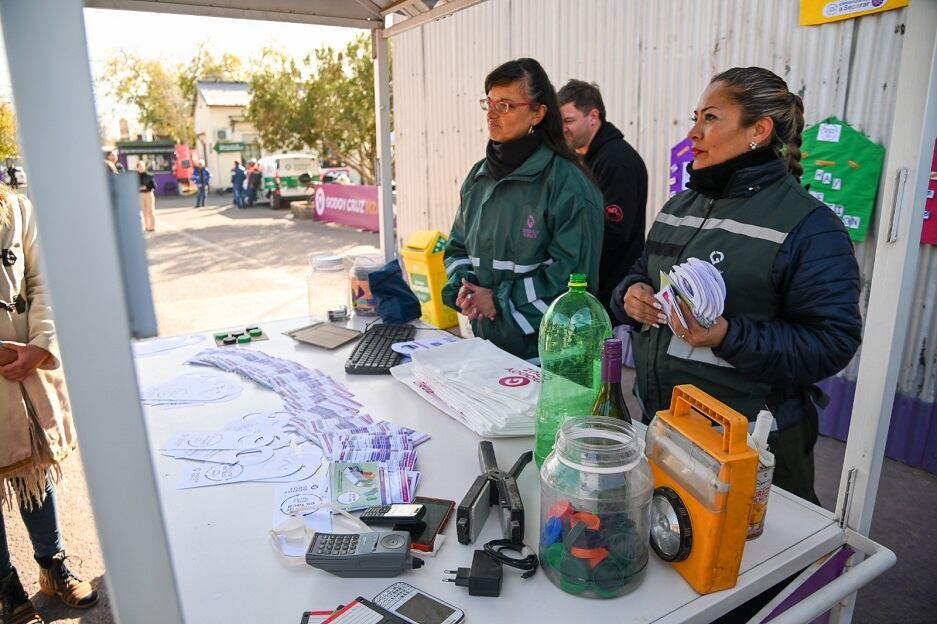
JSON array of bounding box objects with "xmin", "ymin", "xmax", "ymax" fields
[
  {"xmin": 687, "ymin": 146, "xmax": 780, "ymax": 199},
  {"xmin": 485, "ymin": 131, "xmax": 543, "ymax": 181}
]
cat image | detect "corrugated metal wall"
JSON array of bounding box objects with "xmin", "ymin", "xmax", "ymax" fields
[{"xmin": 393, "ymin": 1, "xmax": 934, "ymax": 400}]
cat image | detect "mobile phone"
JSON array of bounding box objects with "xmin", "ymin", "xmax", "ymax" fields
[
  {"xmin": 398, "ymin": 497, "xmax": 454, "ymax": 552},
  {"xmin": 372, "ymin": 582, "xmax": 464, "ymax": 624},
  {"xmin": 361, "ymin": 504, "xmax": 426, "ymax": 527}
]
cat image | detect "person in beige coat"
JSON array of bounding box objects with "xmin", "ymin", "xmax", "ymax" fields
[{"xmin": 0, "ymin": 187, "xmax": 98, "ymax": 624}]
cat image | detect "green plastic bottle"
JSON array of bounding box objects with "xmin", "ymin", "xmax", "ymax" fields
[{"xmin": 534, "ymin": 273, "xmax": 613, "ymax": 467}]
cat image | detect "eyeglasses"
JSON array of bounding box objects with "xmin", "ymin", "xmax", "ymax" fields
[{"xmin": 479, "ymin": 98, "xmax": 539, "ymax": 114}]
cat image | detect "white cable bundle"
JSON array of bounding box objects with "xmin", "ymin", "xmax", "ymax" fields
[{"xmin": 391, "ymin": 338, "xmax": 539, "ymax": 437}]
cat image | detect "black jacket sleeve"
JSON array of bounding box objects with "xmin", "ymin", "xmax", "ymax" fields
[
  {"xmin": 713, "ymin": 207, "xmax": 862, "ymax": 386},
  {"xmin": 609, "ymin": 250, "xmax": 653, "ymax": 328}
]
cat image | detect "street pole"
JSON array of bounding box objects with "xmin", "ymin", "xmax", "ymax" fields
[{"xmin": 373, "ymin": 28, "xmax": 396, "ymax": 262}]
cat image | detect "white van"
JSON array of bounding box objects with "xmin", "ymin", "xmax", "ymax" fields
[{"xmin": 258, "ymin": 153, "xmax": 319, "ymax": 209}]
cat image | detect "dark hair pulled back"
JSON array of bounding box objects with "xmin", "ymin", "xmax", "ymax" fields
[
  {"xmin": 711, "ymin": 67, "xmax": 806, "ymax": 181},
  {"xmin": 485, "ymin": 58, "xmax": 594, "ymax": 181}
]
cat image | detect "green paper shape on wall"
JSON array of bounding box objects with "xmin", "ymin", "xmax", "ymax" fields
[{"xmin": 801, "ymin": 116, "xmax": 885, "ymax": 242}]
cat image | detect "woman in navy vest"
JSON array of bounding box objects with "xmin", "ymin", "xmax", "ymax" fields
[{"xmin": 611, "ymin": 67, "xmax": 862, "ymax": 504}]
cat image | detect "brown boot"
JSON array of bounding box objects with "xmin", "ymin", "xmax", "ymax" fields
[
  {"xmin": 0, "ymin": 568, "xmax": 44, "ymax": 624},
  {"xmin": 37, "ymin": 553, "xmax": 98, "ymax": 609}
]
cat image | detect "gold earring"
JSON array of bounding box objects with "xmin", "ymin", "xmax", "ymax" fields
[
  {"xmin": 528, "ymin": 125, "xmax": 535, "ymax": 135},
  {"xmin": 749, "ymin": 141, "xmax": 758, "ymax": 150}
]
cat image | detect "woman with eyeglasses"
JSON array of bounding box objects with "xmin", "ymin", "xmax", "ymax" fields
[
  {"xmin": 611, "ymin": 67, "xmax": 862, "ymax": 503},
  {"xmin": 441, "ymin": 58, "xmax": 603, "ymax": 360}
]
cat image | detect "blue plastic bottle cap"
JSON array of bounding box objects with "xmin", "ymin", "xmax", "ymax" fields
[{"xmin": 541, "ymin": 517, "xmax": 564, "ymax": 547}]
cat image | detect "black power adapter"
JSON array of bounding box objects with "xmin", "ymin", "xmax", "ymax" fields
[{"xmin": 443, "ymin": 550, "xmax": 503, "ymax": 597}]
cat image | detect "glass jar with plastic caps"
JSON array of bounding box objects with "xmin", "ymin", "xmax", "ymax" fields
[
  {"xmin": 348, "ymin": 254, "xmax": 384, "ymax": 316},
  {"xmin": 539, "ymin": 417, "xmax": 654, "ymax": 598},
  {"xmin": 307, "ymin": 254, "xmax": 349, "ymax": 318}
]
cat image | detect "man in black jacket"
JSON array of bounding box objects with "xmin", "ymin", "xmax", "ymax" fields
[{"xmin": 558, "ymin": 80, "xmax": 648, "ymax": 319}]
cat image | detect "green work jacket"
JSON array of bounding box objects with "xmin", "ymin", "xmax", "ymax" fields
[{"xmin": 442, "ymin": 144, "xmax": 603, "ymax": 359}]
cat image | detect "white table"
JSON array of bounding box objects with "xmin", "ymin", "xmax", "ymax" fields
[{"xmin": 135, "ymin": 317, "xmax": 847, "ymax": 624}]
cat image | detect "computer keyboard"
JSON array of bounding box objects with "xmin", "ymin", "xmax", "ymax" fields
[{"xmin": 344, "ymin": 324, "xmax": 416, "ymax": 375}]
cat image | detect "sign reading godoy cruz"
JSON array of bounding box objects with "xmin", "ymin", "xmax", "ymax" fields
[{"xmin": 313, "ymin": 184, "xmax": 380, "ymax": 232}]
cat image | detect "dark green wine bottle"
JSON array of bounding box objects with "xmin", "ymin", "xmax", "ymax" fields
[{"xmin": 590, "ymin": 338, "xmax": 632, "ymax": 423}]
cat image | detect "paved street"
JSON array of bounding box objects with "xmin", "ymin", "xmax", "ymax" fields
[{"xmin": 3, "ymin": 193, "xmax": 934, "ymax": 622}]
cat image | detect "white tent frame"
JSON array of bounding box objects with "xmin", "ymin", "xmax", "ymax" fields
[{"xmin": 0, "ymin": 1, "xmax": 933, "ymax": 622}]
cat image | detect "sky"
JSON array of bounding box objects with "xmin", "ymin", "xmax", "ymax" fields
[{"xmin": 0, "ymin": 8, "xmax": 365, "ymax": 138}]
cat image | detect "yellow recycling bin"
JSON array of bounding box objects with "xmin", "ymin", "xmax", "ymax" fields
[{"xmin": 401, "ymin": 230, "xmax": 458, "ymax": 329}]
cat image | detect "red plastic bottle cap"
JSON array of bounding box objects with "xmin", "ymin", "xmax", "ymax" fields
[
  {"xmin": 570, "ymin": 511, "xmax": 601, "ymax": 531},
  {"xmin": 548, "ymin": 500, "xmax": 575, "ymax": 521}
]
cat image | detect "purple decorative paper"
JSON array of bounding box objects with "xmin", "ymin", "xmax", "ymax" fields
[
  {"xmin": 669, "ymin": 138, "xmax": 694, "ymax": 197},
  {"xmin": 761, "ymin": 548, "xmax": 854, "ymax": 623}
]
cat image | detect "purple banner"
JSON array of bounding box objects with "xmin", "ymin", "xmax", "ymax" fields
[
  {"xmin": 818, "ymin": 377, "xmax": 937, "ymax": 475},
  {"xmin": 669, "ymin": 138, "xmax": 694, "ymax": 198},
  {"xmin": 312, "ymin": 184, "xmax": 380, "ymax": 232}
]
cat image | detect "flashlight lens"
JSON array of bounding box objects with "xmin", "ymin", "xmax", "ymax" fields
[
  {"xmin": 649, "ymin": 487, "xmax": 692, "ymax": 562},
  {"xmin": 650, "ymin": 495, "xmax": 682, "ymax": 558}
]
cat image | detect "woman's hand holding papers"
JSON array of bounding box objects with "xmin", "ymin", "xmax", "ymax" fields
[
  {"xmin": 624, "ymin": 283, "xmax": 668, "ymax": 328},
  {"xmin": 669, "ymin": 298, "xmax": 728, "ymax": 348}
]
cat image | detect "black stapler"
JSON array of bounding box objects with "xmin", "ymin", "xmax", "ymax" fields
[{"xmin": 456, "ymin": 441, "xmax": 532, "ymax": 545}]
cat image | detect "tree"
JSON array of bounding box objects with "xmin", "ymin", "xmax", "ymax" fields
[
  {"xmin": 247, "ymin": 34, "xmax": 384, "ymax": 184},
  {"xmin": 178, "ymin": 45, "xmax": 245, "ymax": 115},
  {"xmin": 99, "ymin": 46, "xmax": 244, "ymax": 146},
  {"xmin": 100, "ymin": 52, "xmax": 190, "ymax": 143},
  {"xmin": 0, "ymin": 101, "xmax": 18, "ymax": 162},
  {"xmin": 246, "ymin": 48, "xmax": 305, "ymax": 153}
]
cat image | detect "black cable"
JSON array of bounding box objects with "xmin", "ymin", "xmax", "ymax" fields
[{"xmin": 483, "ymin": 539, "xmax": 539, "ymax": 579}]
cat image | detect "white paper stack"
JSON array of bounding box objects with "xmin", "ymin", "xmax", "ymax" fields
[
  {"xmin": 655, "ymin": 257, "xmax": 726, "ymax": 330},
  {"xmin": 140, "ymin": 372, "xmax": 242, "ymax": 408},
  {"xmin": 392, "ymin": 338, "xmax": 540, "ymax": 437},
  {"xmin": 163, "ymin": 412, "xmax": 328, "ymax": 489},
  {"xmin": 184, "ymin": 348, "xmax": 429, "ymax": 486}
]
